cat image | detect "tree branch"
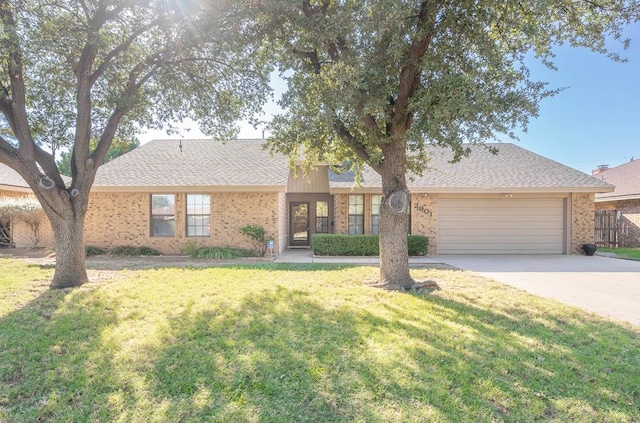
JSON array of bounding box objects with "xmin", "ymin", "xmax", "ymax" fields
[
  {"xmin": 332, "ymin": 117, "xmax": 382, "ymax": 173},
  {"xmin": 392, "ymin": 0, "xmax": 441, "ymax": 133},
  {"xmin": 0, "ymin": 1, "xmax": 35, "ymax": 152},
  {"xmin": 292, "ymin": 48, "xmax": 322, "ymax": 74},
  {"xmin": 0, "ymin": 135, "xmax": 19, "ymax": 167},
  {"xmin": 90, "ymin": 18, "xmax": 164, "ymax": 85}
]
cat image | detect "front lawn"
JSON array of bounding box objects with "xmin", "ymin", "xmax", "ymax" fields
[
  {"xmin": 598, "ymin": 247, "xmax": 640, "ymax": 261},
  {"xmin": 1, "ymin": 259, "xmax": 638, "ymax": 422}
]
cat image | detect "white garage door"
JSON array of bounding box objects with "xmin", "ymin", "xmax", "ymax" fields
[{"xmin": 438, "ymin": 198, "xmax": 565, "ymax": 254}]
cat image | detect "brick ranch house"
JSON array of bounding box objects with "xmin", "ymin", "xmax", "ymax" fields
[
  {"xmin": 2, "ymin": 139, "xmax": 613, "ymax": 255},
  {"xmin": 593, "ymin": 158, "xmax": 640, "ymax": 247},
  {"xmin": 84, "ymin": 139, "xmax": 613, "ymax": 255}
]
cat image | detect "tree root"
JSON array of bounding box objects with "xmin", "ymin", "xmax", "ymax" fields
[{"xmin": 369, "ymin": 279, "xmax": 440, "ymax": 292}]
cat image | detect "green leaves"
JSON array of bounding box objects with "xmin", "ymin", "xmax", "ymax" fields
[{"xmin": 259, "ymin": 0, "xmax": 638, "ymax": 172}]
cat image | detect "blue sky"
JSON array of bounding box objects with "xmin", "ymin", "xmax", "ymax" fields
[
  {"xmin": 140, "ymin": 24, "xmax": 640, "ymax": 175},
  {"xmin": 514, "ymin": 24, "xmax": 640, "ymax": 174}
]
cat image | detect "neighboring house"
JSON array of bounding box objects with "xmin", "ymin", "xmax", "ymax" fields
[
  {"xmin": 593, "ymin": 159, "xmax": 640, "ymax": 247},
  {"xmin": 84, "ymin": 139, "xmax": 613, "ymax": 255},
  {"xmin": 0, "ymin": 163, "xmax": 54, "ymax": 248}
]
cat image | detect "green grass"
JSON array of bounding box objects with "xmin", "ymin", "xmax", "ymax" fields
[
  {"xmin": 598, "ymin": 247, "xmax": 640, "ymax": 260},
  {"xmin": 1, "ymin": 259, "xmax": 639, "ymax": 422}
]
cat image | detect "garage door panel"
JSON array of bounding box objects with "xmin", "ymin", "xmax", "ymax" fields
[
  {"xmin": 438, "ymin": 198, "xmax": 565, "ymax": 254},
  {"xmin": 439, "ymin": 207, "xmax": 564, "ymax": 217},
  {"xmin": 440, "ymin": 198, "xmax": 562, "ymax": 208},
  {"xmin": 440, "ymin": 235, "xmax": 564, "ymax": 244},
  {"xmin": 438, "ymin": 246, "xmax": 565, "ymax": 254},
  {"xmin": 440, "ymin": 215, "xmax": 564, "ymax": 224},
  {"xmin": 441, "ymin": 228, "xmax": 564, "ymax": 237}
]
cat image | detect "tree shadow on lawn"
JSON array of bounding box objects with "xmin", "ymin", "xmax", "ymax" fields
[
  {"xmin": 1, "ymin": 279, "xmax": 638, "ymax": 422},
  {"xmin": 0, "ymin": 288, "xmax": 122, "ymax": 422}
]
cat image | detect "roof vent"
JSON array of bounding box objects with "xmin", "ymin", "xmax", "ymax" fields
[{"xmin": 592, "ymin": 164, "xmax": 609, "ymax": 175}]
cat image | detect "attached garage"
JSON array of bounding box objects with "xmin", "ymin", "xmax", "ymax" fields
[{"xmin": 438, "ymin": 197, "xmax": 566, "ymax": 254}]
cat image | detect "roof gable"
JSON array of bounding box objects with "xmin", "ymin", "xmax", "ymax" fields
[
  {"xmin": 0, "ymin": 163, "xmax": 30, "ymax": 189},
  {"xmin": 594, "ymin": 158, "xmax": 640, "ymax": 201},
  {"xmin": 93, "ymin": 139, "xmax": 290, "ymax": 190},
  {"xmin": 92, "ymin": 140, "xmax": 613, "ymax": 194},
  {"xmin": 330, "ymin": 143, "xmax": 613, "ymax": 193}
]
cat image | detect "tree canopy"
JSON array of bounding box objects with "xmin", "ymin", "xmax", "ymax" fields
[
  {"xmin": 254, "ymin": 0, "xmax": 639, "ymax": 288},
  {"xmin": 0, "ymin": 0, "xmax": 271, "ymax": 287}
]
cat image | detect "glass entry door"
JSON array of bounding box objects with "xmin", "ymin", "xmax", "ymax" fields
[{"xmin": 289, "ymin": 202, "xmax": 310, "ymax": 246}]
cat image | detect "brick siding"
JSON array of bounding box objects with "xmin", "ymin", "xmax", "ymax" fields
[
  {"xmin": 85, "ymin": 191, "xmax": 281, "ymax": 254},
  {"xmin": 571, "ymin": 193, "xmax": 596, "ymax": 254},
  {"xmin": 410, "ymin": 193, "xmax": 437, "ymax": 255}
]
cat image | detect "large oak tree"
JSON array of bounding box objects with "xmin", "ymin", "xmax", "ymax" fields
[
  {"xmin": 256, "ymin": 0, "xmax": 639, "ymax": 289},
  {"xmin": 0, "ymin": 0, "xmax": 270, "ymax": 288}
]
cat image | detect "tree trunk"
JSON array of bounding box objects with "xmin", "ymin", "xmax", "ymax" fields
[
  {"xmin": 49, "ymin": 211, "xmax": 88, "ymax": 289},
  {"xmin": 378, "ymin": 142, "xmax": 413, "ymax": 290}
]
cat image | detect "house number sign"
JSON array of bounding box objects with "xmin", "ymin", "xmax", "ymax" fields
[{"xmin": 414, "ymin": 203, "xmax": 432, "ymax": 217}]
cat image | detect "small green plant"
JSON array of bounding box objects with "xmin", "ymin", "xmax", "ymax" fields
[
  {"xmin": 191, "ymin": 247, "xmax": 254, "ymax": 260},
  {"xmin": 109, "ymin": 246, "xmax": 162, "ymax": 257},
  {"xmin": 240, "ymin": 224, "xmax": 273, "ymax": 257},
  {"xmin": 182, "ymin": 241, "xmax": 199, "ymax": 256},
  {"xmin": 85, "ymin": 245, "xmax": 106, "ymax": 256}
]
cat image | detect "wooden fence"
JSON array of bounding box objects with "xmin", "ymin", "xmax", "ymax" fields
[{"xmin": 594, "ymin": 210, "xmax": 617, "ymax": 247}]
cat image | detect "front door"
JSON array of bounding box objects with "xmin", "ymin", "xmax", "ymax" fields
[{"xmin": 289, "ymin": 202, "xmax": 310, "ymax": 246}]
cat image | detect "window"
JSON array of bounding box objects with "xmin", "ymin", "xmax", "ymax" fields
[
  {"xmin": 151, "ymin": 194, "xmax": 175, "ymax": 236},
  {"xmin": 316, "ymin": 201, "xmax": 329, "ymax": 233},
  {"xmin": 348, "ymin": 195, "xmax": 364, "ymax": 234},
  {"xmin": 371, "ymin": 195, "xmax": 382, "ymax": 235},
  {"xmin": 187, "ymin": 194, "xmax": 211, "ymax": 236}
]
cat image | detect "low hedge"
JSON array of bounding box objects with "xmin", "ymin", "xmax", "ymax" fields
[
  {"xmin": 187, "ymin": 246, "xmax": 254, "ymax": 260},
  {"xmin": 109, "ymin": 246, "xmax": 162, "ymax": 257},
  {"xmin": 312, "ymin": 234, "xmax": 429, "ymax": 256}
]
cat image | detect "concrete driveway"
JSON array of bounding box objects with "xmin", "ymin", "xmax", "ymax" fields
[{"xmin": 437, "ymin": 254, "xmax": 640, "ymax": 327}]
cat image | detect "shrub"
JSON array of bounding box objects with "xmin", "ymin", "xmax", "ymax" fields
[
  {"xmin": 188, "ymin": 247, "xmax": 254, "ymax": 260},
  {"xmin": 313, "ymin": 234, "xmax": 379, "ymax": 256},
  {"xmin": 407, "ymin": 235, "xmax": 429, "ymax": 256},
  {"xmin": 110, "ymin": 246, "xmax": 162, "ymax": 257},
  {"xmin": 182, "ymin": 241, "xmax": 199, "ymax": 257},
  {"xmin": 85, "ymin": 245, "xmax": 107, "ymax": 256},
  {"xmin": 239, "ymin": 224, "xmax": 273, "ymax": 257},
  {"xmin": 312, "ymin": 234, "xmax": 429, "ymax": 256}
]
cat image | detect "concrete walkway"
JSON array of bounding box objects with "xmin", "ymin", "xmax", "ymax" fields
[{"xmin": 274, "ymin": 249, "xmax": 640, "ymax": 327}]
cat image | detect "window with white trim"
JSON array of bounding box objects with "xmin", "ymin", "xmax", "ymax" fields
[{"xmin": 187, "ymin": 194, "xmax": 211, "ymax": 236}]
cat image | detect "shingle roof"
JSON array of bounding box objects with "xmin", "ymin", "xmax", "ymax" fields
[
  {"xmin": 594, "ymin": 158, "xmax": 640, "ymax": 201},
  {"xmin": 93, "ymin": 139, "xmax": 613, "ymax": 194},
  {"xmin": 0, "ymin": 163, "xmax": 30, "ymax": 189},
  {"xmin": 330, "ymin": 143, "xmax": 613, "ymax": 193},
  {"xmin": 93, "ymin": 139, "xmax": 290, "ymax": 190}
]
